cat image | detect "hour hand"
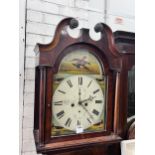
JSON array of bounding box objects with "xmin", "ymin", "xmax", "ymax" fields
[{"xmin": 80, "ymin": 95, "xmax": 96, "ymax": 104}]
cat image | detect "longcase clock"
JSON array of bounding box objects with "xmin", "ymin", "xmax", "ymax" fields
[{"xmin": 33, "ymin": 18, "xmax": 135, "ymax": 155}]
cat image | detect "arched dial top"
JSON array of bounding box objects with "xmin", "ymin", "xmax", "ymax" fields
[
  {"xmin": 52, "ymin": 75, "xmax": 105, "ymax": 132},
  {"xmin": 58, "ymin": 48, "xmax": 103, "ymax": 75}
]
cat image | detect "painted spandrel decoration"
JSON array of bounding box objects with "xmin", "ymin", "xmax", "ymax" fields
[{"xmin": 51, "ymin": 49, "xmax": 106, "ymax": 137}]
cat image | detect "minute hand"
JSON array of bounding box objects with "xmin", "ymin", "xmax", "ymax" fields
[{"xmin": 80, "ymin": 103, "xmax": 94, "ymax": 120}]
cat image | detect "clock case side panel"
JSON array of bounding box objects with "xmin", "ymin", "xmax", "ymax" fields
[
  {"xmin": 113, "ymin": 31, "xmax": 135, "ymax": 137},
  {"xmin": 34, "ymin": 66, "xmax": 47, "ymax": 148}
]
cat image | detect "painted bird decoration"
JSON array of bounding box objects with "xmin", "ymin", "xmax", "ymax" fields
[{"xmin": 71, "ymin": 56, "xmax": 91, "ymax": 71}]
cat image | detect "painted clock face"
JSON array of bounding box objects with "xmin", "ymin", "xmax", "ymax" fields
[
  {"xmin": 52, "ymin": 75, "xmax": 104, "ymax": 131},
  {"xmin": 51, "ymin": 49, "xmax": 106, "ymax": 137}
]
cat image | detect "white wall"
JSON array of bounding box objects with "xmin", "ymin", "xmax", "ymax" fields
[
  {"xmin": 20, "ymin": 0, "xmax": 135, "ymax": 155},
  {"xmin": 105, "ymin": 0, "xmax": 135, "ymax": 32},
  {"xmin": 20, "ymin": 0, "xmax": 27, "ymax": 154}
]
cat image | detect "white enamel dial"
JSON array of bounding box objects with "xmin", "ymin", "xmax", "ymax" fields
[{"xmin": 52, "ymin": 75, "xmax": 104, "ymax": 131}]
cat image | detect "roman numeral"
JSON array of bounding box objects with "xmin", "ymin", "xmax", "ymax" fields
[
  {"xmin": 65, "ymin": 118, "xmax": 72, "ymax": 127},
  {"xmin": 95, "ymin": 100, "xmax": 102, "ymax": 104},
  {"xmin": 78, "ymin": 77, "xmax": 83, "ymax": 85},
  {"xmin": 87, "ymin": 80, "xmax": 92, "ymax": 88},
  {"xmin": 92, "ymin": 109, "xmax": 99, "ymax": 116},
  {"xmin": 54, "ymin": 101, "xmax": 63, "ymax": 105},
  {"xmin": 87, "ymin": 118, "xmax": 92, "ymax": 124},
  {"xmin": 67, "ymin": 80, "xmax": 73, "ymax": 88},
  {"xmin": 93, "ymin": 89, "xmax": 100, "ymax": 94},
  {"xmin": 58, "ymin": 90, "xmax": 66, "ymax": 94},
  {"xmin": 77, "ymin": 120, "xmax": 81, "ymax": 126},
  {"xmin": 56, "ymin": 110, "xmax": 65, "ymax": 119}
]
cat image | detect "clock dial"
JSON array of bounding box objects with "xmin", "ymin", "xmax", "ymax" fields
[{"xmin": 52, "ymin": 75, "xmax": 104, "ymax": 132}]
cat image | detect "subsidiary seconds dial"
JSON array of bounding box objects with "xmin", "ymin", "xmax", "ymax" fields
[{"xmin": 52, "ymin": 75, "xmax": 104, "ymax": 131}]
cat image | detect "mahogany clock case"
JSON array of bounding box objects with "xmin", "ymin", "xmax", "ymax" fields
[{"xmin": 33, "ymin": 18, "xmax": 135, "ymax": 155}]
